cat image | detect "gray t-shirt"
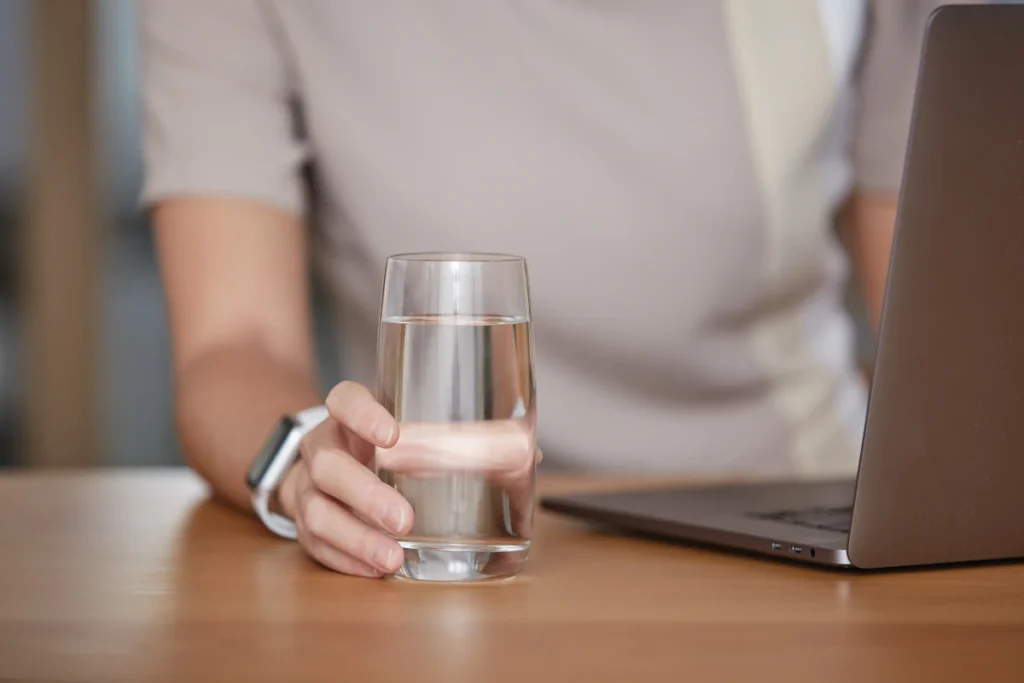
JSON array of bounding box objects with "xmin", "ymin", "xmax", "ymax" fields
[{"xmin": 140, "ymin": 0, "xmax": 954, "ymax": 475}]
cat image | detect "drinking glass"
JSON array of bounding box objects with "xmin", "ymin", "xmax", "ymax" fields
[{"xmin": 375, "ymin": 253, "xmax": 537, "ymax": 582}]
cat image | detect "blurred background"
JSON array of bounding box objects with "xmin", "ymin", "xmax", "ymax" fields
[
  {"xmin": 0, "ymin": 1, "xmax": 878, "ymax": 470},
  {"xmin": 0, "ymin": 0, "xmax": 344, "ymax": 468}
]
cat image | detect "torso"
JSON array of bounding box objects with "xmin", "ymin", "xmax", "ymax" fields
[{"xmin": 270, "ymin": 0, "xmax": 869, "ymax": 474}]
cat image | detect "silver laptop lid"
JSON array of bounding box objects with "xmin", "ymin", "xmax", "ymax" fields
[{"xmin": 850, "ymin": 5, "xmax": 1024, "ymax": 568}]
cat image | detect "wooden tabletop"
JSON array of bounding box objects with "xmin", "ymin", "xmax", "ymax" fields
[{"xmin": 1, "ymin": 470, "xmax": 1023, "ymax": 683}]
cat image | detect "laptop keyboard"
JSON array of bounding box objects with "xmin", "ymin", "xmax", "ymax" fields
[{"xmin": 750, "ymin": 506, "xmax": 853, "ymax": 534}]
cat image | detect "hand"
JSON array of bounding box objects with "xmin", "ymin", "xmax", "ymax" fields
[{"xmin": 278, "ymin": 381, "xmax": 413, "ymax": 578}]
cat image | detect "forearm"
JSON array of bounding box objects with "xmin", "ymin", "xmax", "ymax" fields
[
  {"xmin": 152, "ymin": 197, "xmax": 317, "ymax": 513},
  {"xmin": 175, "ymin": 342, "xmax": 320, "ymax": 512},
  {"xmin": 844, "ymin": 193, "xmax": 899, "ymax": 332}
]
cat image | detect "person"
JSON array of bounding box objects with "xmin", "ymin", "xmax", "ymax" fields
[{"xmin": 139, "ymin": 0, "xmax": 960, "ymax": 577}]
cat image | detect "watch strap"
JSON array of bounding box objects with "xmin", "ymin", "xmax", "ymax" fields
[{"xmin": 252, "ymin": 405, "xmax": 329, "ymax": 540}]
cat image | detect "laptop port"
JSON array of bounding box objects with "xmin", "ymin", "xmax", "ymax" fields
[
  {"xmin": 771, "ymin": 542, "xmax": 783, "ymax": 551},
  {"xmin": 790, "ymin": 546, "xmax": 803, "ymax": 554}
]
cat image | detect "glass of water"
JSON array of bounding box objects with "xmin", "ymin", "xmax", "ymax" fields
[{"xmin": 375, "ymin": 253, "xmax": 537, "ymax": 582}]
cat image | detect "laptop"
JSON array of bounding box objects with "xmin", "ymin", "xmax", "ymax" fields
[{"xmin": 541, "ymin": 5, "xmax": 1024, "ymax": 570}]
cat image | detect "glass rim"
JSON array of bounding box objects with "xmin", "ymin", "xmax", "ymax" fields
[{"xmin": 387, "ymin": 251, "xmax": 525, "ymax": 263}]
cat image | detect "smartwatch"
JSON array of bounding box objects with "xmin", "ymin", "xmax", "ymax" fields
[{"xmin": 246, "ymin": 405, "xmax": 329, "ymax": 540}]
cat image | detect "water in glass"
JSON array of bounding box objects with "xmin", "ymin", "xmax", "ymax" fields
[{"xmin": 377, "ymin": 313, "xmax": 536, "ymax": 581}]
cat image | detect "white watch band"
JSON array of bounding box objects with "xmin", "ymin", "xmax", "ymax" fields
[{"xmin": 252, "ymin": 405, "xmax": 329, "ymax": 540}]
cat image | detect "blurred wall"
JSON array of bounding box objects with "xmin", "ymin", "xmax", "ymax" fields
[
  {"xmin": 0, "ymin": 0, "xmax": 182, "ymax": 467},
  {"xmin": 97, "ymin": 0, "xmax": 179, "ymax": 466},
  {"xmin": 0, "ymin": 1, "xmax": 29, "ymax": 466}
]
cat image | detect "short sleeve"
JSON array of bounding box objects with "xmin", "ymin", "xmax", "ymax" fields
[
  {"xmin": 852, "ymin": 0, "xmax": 985, "ymax": 195},
  {"xmin": 139, "ymin": 0, "xmax": 308, "ymax": 215}
]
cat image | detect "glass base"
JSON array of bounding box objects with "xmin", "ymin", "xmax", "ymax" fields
[{"xmin": 394, "ymin": 540, "xmax": 530, "ymax": 582}]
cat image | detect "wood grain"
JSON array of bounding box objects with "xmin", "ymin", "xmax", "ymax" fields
[{"xmin": 1, "ymin": 470, "xmax": 1022, "ymax": 682}]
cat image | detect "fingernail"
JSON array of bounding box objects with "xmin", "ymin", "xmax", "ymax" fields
[
  {"xmin": 375, "ymin": 544, "xmax": 400, "ymax": 572},
  {"xmin": 375, "ymin": 422, "xmax": 396, "ymax": 444},
  {"xmin": 382, "ymin": 505, "xmax": 407, "ymax": 534}
]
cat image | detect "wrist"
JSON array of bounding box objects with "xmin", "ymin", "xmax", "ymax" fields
[{"xmin": 248, "ymin": 405, "xmax": 326, "ymax": 539}]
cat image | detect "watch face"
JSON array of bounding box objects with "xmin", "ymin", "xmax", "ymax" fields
[{"xmin": 246, "ymin": 416, "xmax": 299, "ymax": 490}]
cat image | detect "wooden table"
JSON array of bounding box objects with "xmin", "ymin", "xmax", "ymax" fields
[{"xmin": 2, "ymin": 471, "xmax": 1023, "ymax": 682}]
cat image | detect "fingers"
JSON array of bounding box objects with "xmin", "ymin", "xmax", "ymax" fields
[
  {"xmin": 303, "ymin": 431, "xmax": 413, "ymax": 535},
  {"xmin": 300, "ymin": 531, "xmax": 383, "ymax": 578},
  {"xmin": 298, "ymin": 487, "xmax": 406, "ymax": 574},
  {"xmin": 291, "ymin": 434, "xmax": 411, "ymax": 577},
  {"xmin": 326, "ymin": 381, "xmax": 399, "ymax": 448},
  {"xmin": 376, "ymin": 419, "xmax": 533, "ymax": 475}
]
